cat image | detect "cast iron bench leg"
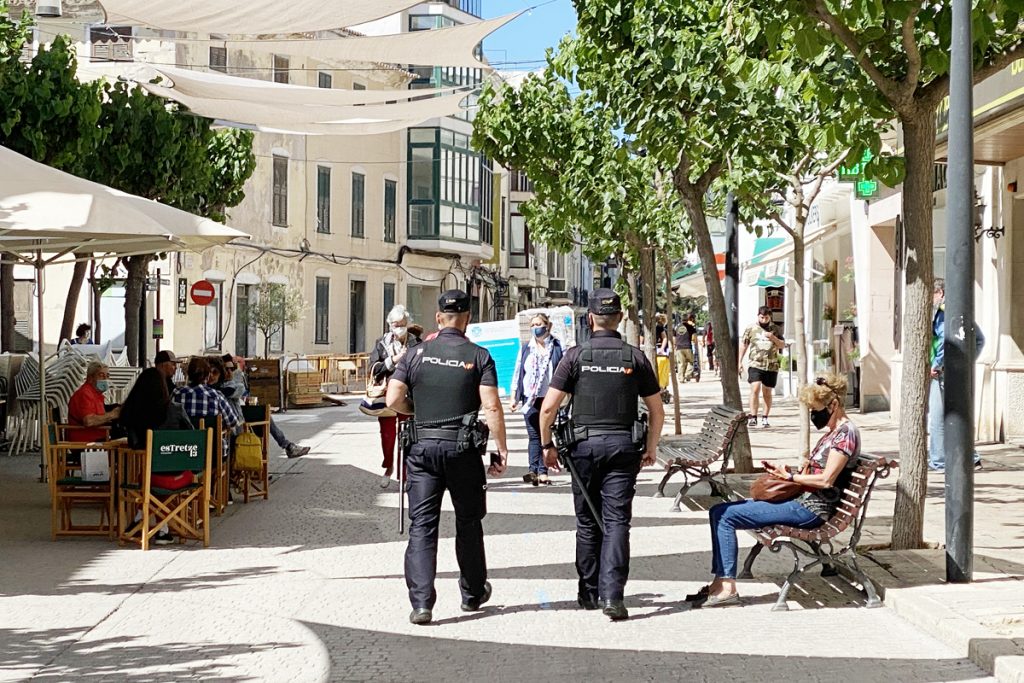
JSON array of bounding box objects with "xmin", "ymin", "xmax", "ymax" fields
[
  {"xmin": 656, "ymin": 464, "xmax": 680, "ymax": 498},
  {"xmin": 738, "ymin": 543, "xmax": 764, "ymax": 580},
  {"xmin": 773, "ymin": 550, "xmax": 823, "ymax": 612},
  {"xmin": 671, "ymin": 482, "xmax": 691, "ymax": 513},
  {"xmin": 848, "ymin": 555, "xmax": 883, "ymax": 608}
]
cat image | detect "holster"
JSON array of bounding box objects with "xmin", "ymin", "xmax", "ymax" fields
[
  {"xmin": 398, "ymin": 419, "xmax": 417, "ymax": 453},
  {"xmin": 456, "ymin": 413, "xmax": 489, "ymax": 455},
  {"xmin": 632, "ymin": 414, "xmax": 649, "ymax": 453}
]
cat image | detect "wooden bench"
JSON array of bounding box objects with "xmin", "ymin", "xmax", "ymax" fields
[
  {"xmin": 723, "ymin": 452, "xmax": 897, "ymax": 612},
  {"xmin": 655, "ymin": 405, "xmax": 746, "ymax": 512}
]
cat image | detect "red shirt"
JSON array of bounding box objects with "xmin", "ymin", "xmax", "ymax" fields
[{"xmin": 67, "ymin": 382, "xmax": 108, "ymax": 443}]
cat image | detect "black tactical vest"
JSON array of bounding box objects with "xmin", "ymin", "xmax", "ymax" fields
[
  {"xmin": 571, "ymin": 340, "xmax": 638, "ymax": 429},
  {"xmin": 410, "ymin": 337, "xmax": 483, "ymax": 424}
]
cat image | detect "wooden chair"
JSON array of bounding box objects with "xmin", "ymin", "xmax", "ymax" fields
[
  {"xmin": 119, "ymin": 429, "xmax": 212, "ymax": 550},
  {"xmin": 655, "ymin": 405, "xmax": 747, "ymax": 511},
  {"xmin": 737, "ymin": 453, "xmax": 897, "ymax": 611},
  {"xmin": 235, "ymin": 404, "xmax": 270, "ymax": 502},
  {"xmin": 46, "ymin": 423, "xmax": 115, "ymax": 539},
  {"xmin": 197, "ymin": 414, "xmax": 229, "ymax": 516}
]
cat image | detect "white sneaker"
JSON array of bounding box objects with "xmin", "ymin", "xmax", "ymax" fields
[
  {"xmin": 153, "ymin": 531, "xmax": 174, "ymax": 546},
  {"xmin": 761, "ymin": 417, "xmax": 770, "ymax": 428}
]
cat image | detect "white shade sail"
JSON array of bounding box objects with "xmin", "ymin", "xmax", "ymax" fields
[
  {"xmin": 0, "ymin": 145, "xmax": 248, "ymax": 259},
  {"xmin": 142, "ymin": 83, "xmax": 472, "ymax": 124},
  {"xmin": 99, "ymin": 0, "xmax": 421, "ymax": 36}
]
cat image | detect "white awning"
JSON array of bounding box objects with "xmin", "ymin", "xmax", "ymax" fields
[
  {"xmin": 741, "ymin": 221, "xmax": 840, "ymax": 271},
  {"xmin": 98, "ymin": 0, "xmax": 421, "ymax": 35},
  {"xmin": 152, "ymin": 13, "xmax": 522, "ymax": 69}
]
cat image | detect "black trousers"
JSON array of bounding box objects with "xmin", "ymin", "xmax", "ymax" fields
[
  {"xmin": 404, "ymin": 439, "xmax": 488, "ymax": 609},
  {"xmin": 568, "ymin": 434, "xmax": 641, "ymax": 602}
]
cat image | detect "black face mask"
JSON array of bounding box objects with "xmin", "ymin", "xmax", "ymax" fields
[
  {"xmin": 810, "ymin": 405, "xmax": 833, "ymax": 430},
  {"xmin": 759, "ymin": 321, "xmax": 771, "ymax": 330}
]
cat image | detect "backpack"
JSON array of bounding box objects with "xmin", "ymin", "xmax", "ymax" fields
[{"xmin": 233, "ymin": 427, "xmax": 263, "ymax": 472}]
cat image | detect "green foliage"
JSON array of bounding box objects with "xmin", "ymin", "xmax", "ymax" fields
[
  {"xmin": 250, "ymin": 282, "xmax": 304, "ymax": 357},
  {"xmin": 473, "ymin": 70, "xmax": 690, "ymax": 272}
]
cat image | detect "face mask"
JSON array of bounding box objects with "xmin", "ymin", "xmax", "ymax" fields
[
  {"xmin": 95, "ymin": 380, "xmax": 109, "ymax": 393},
  {"xmin": 392, "ymin": 326, "xmax": 407, "ymax": 338},
  {"xmin": 759, "ymin": 321, "xmax": 771, "ymax": 330},
  {"xmin": 532, "ymin": 326, "xmax": 547, "ymax": 338},
  {"xmin": 810, "ymin": 405, "xmax": 833, "ymax": 430}
]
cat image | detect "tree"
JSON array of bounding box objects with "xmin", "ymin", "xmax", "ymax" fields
[
  {"xmin": 473, "ymin": 71, "xmax": 690, "ymax": 366},
  {"xmin": 0, "ymin": 6, "xmax": 104, "ymax": 351},
  {"xmin": 762, "ymin": 0, "xmax": 1024, "ymax": 548},
  {"xmin": 251, "ymin": 282, "xmax": 304, "ymax": 358},
  {"xmin": 87, "ymin": 81, "xmax": 255, "ymax": 365}
]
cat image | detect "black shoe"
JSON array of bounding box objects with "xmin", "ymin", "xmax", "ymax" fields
[
  {"xmin": 461, "ymin": 581, "xmax": 492, "ymax": 612},
  {"xmin": 409, "ymin": 608, "xmax": 432, "ymax": 625},
  {"xmin": 577, "ymin": 594, "xmax": 600, "ymax": 610},
  {"xmin": 601, "ymin": 599, "xmax": 628, "ymax": 621}
]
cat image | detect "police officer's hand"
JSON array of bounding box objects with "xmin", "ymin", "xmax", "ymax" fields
[
  {"xmin": 487, "ymin": 449, "xmax": 509, "ymax": 477},
  {"xmin": 543, "ymin": 446, "xmax": 560, "ymax": 472},
  {"xmin": 640, "ymin": 450, "xmax": 656, "ymax": 468}
]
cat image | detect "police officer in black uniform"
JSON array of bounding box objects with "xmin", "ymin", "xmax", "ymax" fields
[
  {"xmin": 386, "ymin": 289, "xmax": 509, "ymax": 626},
  {"xmin": 538, "ymin": 288, "xmax": 664, "ymax": 621}
]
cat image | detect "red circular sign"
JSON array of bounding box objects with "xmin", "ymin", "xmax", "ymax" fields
[{"xmin": 190, "ymin": 280, "xmax": 216, "ymax": 306}]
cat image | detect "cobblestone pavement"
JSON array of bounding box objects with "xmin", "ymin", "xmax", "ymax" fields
[{"xmin": 0, "ymin": 388, "xmax": 997, "ymax": 682}]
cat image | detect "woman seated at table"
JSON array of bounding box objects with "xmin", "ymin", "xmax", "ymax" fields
[
  {"xmin": 689, "ymin": 372, "xmax": 860, "ymax": 607},
  {"xmin": 119, "ymin": 368, "xmax": 193, "ymax": 450},
  {"xmin": 118, "ymin": 367, "xmax": 194, "ymax": 545}
]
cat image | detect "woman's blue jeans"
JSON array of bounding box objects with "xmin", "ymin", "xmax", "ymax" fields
[
  {"xmin": 523, "ymin": 398, "xmax": 547, "ymax": 475},
  {"xmin": 709, "ymin": 499, "xmax": 823, "ymax": 578}
]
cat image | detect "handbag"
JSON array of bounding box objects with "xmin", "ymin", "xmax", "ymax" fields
[
  {"xmin": 233, "ymin": 427, "xmax": 263, "ymax": 472},
  {"xmin": 750, "ymin": 472, "xmax": 805, "ymax": 503},
  {"xmin": 365, "ymin": 361, "xmax": 388, "ymax": 400}
]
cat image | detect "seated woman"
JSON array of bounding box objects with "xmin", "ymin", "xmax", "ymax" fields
[
  {"xmin": 691, "ymin": 372, "xmax": 860, "ymax": 607},
  {"xmin": 118, "ymin": 367, "xmax": 194, "ymax": 546}
]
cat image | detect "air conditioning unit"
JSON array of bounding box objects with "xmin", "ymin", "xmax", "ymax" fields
[{"xmin": 36, "ymin": 0, "xmax": 62, "ymax": 17}]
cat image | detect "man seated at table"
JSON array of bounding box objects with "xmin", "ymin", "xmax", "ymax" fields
[
  {"xmin": 67, "ymin": 361, "xmax": 120, "ymax": 443},
  {"xmin": 154, "ymin": 349, "xmax": 181, "ymax": 397},
  {"xmin": 172, "ymin": 357, "xmax": 243, "ymax": 437}
]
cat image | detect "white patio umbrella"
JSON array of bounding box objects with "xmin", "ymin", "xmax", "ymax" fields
[{"xmin": 0, "ymin": 145, "xmax": 250, "ymax": 472}]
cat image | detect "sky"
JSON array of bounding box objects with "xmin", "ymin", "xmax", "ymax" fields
[{"xmin": 481, "ymin": 0, "xmax": 577, "ymax": 73}]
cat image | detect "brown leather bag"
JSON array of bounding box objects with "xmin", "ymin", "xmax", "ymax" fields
[{"xmin": 750, "ymin": 473, "xmax": 805, "ymax": 503}]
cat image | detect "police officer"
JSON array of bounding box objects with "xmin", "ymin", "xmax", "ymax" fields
[
  {"xmin": 538, "ymin": 288, "xmax": 664, "ymax": 621},
  {"xmin": 386, "ymin": 289, "xmax": 509, "ymax": 626}
]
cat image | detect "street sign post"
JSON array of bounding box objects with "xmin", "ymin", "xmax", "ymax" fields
[{"xmin": 190, "ymin": 279, "xmax": 216, "ymax": 306}]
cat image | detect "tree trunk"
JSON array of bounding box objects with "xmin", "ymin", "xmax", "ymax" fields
[
  {"xmin": 124, "ymin": 255, "xmax": 152, "ymax": 366},
  {"xmin": 675, "ymin": 176, "xmax": 753, "ymax": 472},
  {"xmin": 624, "ymin": 268, "xmax": 641, "ymax": 346},
  {"xmin": 665, "ymin": 254, "xmax": 682, "ymax": 434},
  {"xmin": 638, "ymin": 246, "xmax": 658, "ymax": 367},
  {"xmin": 891, "ymin": 113, "xmax": 937, "ymax": 550},
  {"xmin": 792, "ymin": 228, "xmax": 810, "ymax": 459},
  {"xmin": 59, "ymin": 258, "xmax": 89, "ymax": 344},
  {"xmin": 0, "ymin": 259, "xmax": 14, "ymax": 352}
]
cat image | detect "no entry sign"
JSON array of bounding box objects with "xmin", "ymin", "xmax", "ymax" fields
[{"xmin": 190, "ymin": 280, "xmax": 216, "ymax": 306}]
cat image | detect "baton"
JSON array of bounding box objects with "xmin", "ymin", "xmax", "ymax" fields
[
  {"xmin": 397, "ymin": 420, "xmax": 408, "ymax": 535},
  {"xmin": 557, "ymin": 447, "xmax": 606, "ymax": 536}
]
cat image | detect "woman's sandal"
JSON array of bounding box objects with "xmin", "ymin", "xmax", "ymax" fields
[
  {"xmin": 685, "ymin": 584, "xmax": 712, "ymax": 603},
  {"xmin": 537, "ymin": 474, "xmax": 551, "ymax": 485},
  {"xmin": 701, "ymin": 593, "xmax": 740, "ymax": 608}
]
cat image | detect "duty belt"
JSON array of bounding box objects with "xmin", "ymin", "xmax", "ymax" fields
[
  {"xmin": 576, "ymin": 426, "xmax": 632, "ymax": 437},
  {"xmin": 417, "ymin": 427, "xmax": 460, "ymax": 441}
]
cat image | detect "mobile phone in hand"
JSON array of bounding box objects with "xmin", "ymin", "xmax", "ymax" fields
[{"xmin": 490, "ymin": 452, "xmax": 503, "ymax": 467}]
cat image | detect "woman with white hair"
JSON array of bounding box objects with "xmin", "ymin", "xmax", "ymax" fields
[{"xmin": 366, "ymin": 304, "xmax": 422, "ymax": 488}]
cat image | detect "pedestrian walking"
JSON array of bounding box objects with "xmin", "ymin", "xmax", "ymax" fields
[
  {"xmin": 368, "ymin": 305, "xmax": 422, "ymax": 488},
  {"xmin": 704, "ymin": 320, "xmax": 716, "ymax": 372},
  {"xmin": 674, "ymin": 314, "xmax": 697, "ymax": 383},
  {"xmin": 510, "ymin": 313, "xmax": 564, "ymax": 486},
  {"xmin": 738, "ymin": 306, "xmax": 785, "ymax": 428},
  {"xmin": 386, "ymin": 289, "xmax": 509, "ymax": 626},
  {"xmin": 538, "ymin": 288, "xmax": 665, "ymax": 621},
  {"xmin": 928, "ymin": 279, "xmax": 984, "ymax": 472}
]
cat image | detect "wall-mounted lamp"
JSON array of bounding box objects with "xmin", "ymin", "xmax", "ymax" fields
[{"xmin": 973, "ymin": 195, "xmax": 1005, "ymax": 242}]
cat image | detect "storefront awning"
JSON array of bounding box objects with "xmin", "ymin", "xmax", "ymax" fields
[{"xmin": 741, "ymin": 221, "xmax": 838, "ymax": 287}]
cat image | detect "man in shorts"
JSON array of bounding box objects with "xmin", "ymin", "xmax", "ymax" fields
[{"xmin": 738, "ymin": 306, "xmax": 785, "ymax": 428}]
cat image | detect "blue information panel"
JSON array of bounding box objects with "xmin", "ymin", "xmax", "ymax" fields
[{"xmin": 466, "ymin": 319, "xmax": 520, "ymax": 397}]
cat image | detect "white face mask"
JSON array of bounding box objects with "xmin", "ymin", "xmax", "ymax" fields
[{"xmin": 391, "ymin": 326, "xmax": 407, "ymax": 338}]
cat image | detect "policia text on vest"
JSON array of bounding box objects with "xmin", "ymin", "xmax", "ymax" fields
[
  {"xmin": 385, "ymin": 289, "xmax": 509, "ymax": 627},
  {"xmin": 538, "ymin": 287, "xmax": 665, "ymax": 621}
]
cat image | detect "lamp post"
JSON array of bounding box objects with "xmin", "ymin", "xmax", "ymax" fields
[{"xmin": 945, "ymin": 0, "xmax": 975, "ymax": 583}]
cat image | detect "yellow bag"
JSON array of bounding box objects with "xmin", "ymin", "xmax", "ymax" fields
[
  {"xmin": 656, "ymin": 356, "xmax": 671, "ymax": 389},
  {"xmin": 233, "ymin": 428, "xmax": 263, "ymax": 472}
]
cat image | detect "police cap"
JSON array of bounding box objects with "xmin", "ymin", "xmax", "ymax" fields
[
  {"xmin": 438, "ymin": 289, "xmax": 471, "ymax": 313},
  {"xmin": 588, "ymin": 288, "xmax": 622, "ymax": 315}
]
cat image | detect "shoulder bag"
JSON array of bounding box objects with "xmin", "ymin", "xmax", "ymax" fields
[{"xmin": 750, "ymin": 473, "xmax": 806, "ymax": 503}]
